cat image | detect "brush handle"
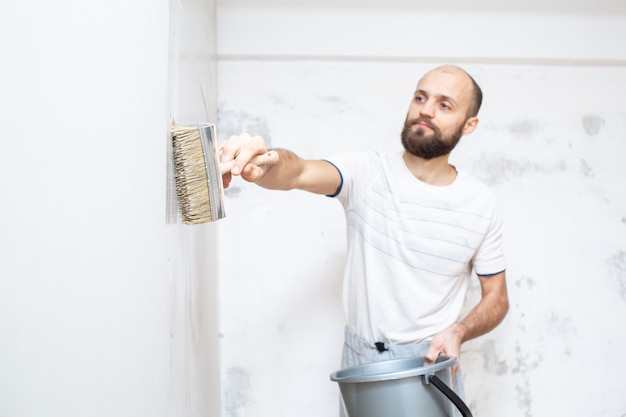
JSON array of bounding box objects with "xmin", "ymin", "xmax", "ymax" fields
[
  {"xmin": 251, "ymin": 150, "xmax": 279, "ymax": 166},
  {"xmin": 220, "ymin": 151, "xmax": 279, "ymax": 175}
]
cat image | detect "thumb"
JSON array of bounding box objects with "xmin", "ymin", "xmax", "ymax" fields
[
  {"xmin": 424, "ymin": 345, "xmax": 442, "ymax": 366},
  {"xmin": 220, "ymin": 160, "xmax": 236, "ymax": 176},
  {"xmin": 240, "ymin": 150, "xmax": 280, "ymax": 182}
]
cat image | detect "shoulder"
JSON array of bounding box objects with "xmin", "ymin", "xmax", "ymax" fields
[
  {"xmin": 326, "ymin": 150, "xmax": 384, "ymax": 164},
  {"xmin": 456, "ymin": 171, "xmax": 496, "ymax": 196},
  {"xmin": 325, "ymin": 150, "xmax": 389, "ymax": 175},
  {"xmin": 452, "ymin": 171, "xmax": 501, "ymax": 217},
  {"xmin": 325, "ymin": 150, "xmax": 391, "ymax": 201}
]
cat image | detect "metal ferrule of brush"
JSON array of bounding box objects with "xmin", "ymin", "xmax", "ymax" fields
[{"xmin": 198, "ymin": 123, "xmax": 226, "ymax": 222}]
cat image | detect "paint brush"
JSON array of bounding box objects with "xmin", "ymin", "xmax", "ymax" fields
[{"xmin": 171, "ymin": 120, "xmax": 225, "ymax": 224}]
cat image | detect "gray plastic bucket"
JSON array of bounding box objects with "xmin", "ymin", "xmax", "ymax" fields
[{"xmin": 330, "ymin": 356, "xmax": 472, "ymax": 417}]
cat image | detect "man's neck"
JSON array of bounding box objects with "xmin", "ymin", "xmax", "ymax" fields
[{"xmin": 402, "ymin": 151, "xmax": 457, "ymax": 186}]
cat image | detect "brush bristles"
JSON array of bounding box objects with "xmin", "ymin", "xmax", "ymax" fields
[{"xmin": 171, "ymin": 122, "xmax": 214, "ymax": 224}]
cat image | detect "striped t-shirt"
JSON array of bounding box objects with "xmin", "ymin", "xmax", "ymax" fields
[{"xmin": 328, "ymin": 151, "xmax": 506, "ymax": 344}]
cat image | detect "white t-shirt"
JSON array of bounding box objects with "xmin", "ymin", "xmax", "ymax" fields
[{"xmin": 327, "ymin": 151, "xmax": 506, "ymax": 344}]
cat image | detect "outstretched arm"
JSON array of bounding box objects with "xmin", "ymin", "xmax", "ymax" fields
[
  {"xmin": 424, "ymin": 271, "xmax": 509, "ymax": 374},
  {"xmin": 219, "ymin": 133, "xmax": 341, "ymax": 195}
]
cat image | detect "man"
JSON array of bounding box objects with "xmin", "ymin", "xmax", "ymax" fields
[{"xmin": 220, "ymin": 65, "xmax": 509, "ymax": 401}]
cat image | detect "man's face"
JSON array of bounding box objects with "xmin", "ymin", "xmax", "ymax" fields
[
  {"xmin": 401, "ymin": 115, "xmax": 465, "ymax": 159},
  {"xmin": 401, "ymin": 67, "xmax": 475, "ymax": 159}
]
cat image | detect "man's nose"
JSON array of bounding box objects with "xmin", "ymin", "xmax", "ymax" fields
[{"xmin": 419, "ymin": 100, "xmax": 435, "ymax": 118}]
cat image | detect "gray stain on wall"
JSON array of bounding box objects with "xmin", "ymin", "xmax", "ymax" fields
[
  {"xmin": 470, "ymin": 156, "xmax": 567, "ymax": 186},
  {"xmin": 513, "ymin": 344, "xmax": 542, "ymax": 417},
  {"xmin": 540, "ymin": 310, "xmax": 578, "ymax": 356},
  {"xmin": 316, "ymin": 95, "xmax": 351, "ymax": 114},
  {"xmin": 607, "ymin": 250, "xmax": 626, "ymax": 301},
  {"xmin": 511, "ymin": 344, "xmax": 543, "ymax": 375},
  {"xmin": 225, "ymin": 185, "xmax": 242, "ymax": 198},
  {"xmin": 224, "ymin": 366, "xmax": 252, "ymax": 417},
  {"xmin": 479, "ymin": 339, "xmax": 508, "ymax": 376},
  {"xmin": 582, "ymin": 115, "xmax": 605, "ymax": 136},
  {"xmin": 217, "ymin": 108, "xmax": 273, "ymax": 147},
  {"xmin": 578, "ymin": 158, "xmax": 594, "ymax": 178},
  {"xmin": 516, "ymin": 376, "xmax": 533, "ymax": 417},
  {"xmin": 508, "ymin": 119, "xmax": 539, "ymax": 140},
  {"xmin": 509, "ymin": 273, "xmax": 545, "ymax": 417},
  {"xmin": 515, "ymin": 276, "xmax": 537, "ymax": 291}
]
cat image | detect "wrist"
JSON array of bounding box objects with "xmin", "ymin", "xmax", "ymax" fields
[{"xmin": 449, "ymin": 322, "xmax": 468, "ymax": 343}]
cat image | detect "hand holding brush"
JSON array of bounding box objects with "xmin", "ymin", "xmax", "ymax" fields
[{"xmin": 219, "ymin": 133, "xmax": 279, "ymax": 189}]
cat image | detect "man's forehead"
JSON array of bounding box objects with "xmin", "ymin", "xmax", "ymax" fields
[
  {"xmin": 419, "ymin": 66, "xmax": 469, "ymax": 85},
  {"xmin": 416, "ymin": 66, "xmax": 472, "ymax": 98}
]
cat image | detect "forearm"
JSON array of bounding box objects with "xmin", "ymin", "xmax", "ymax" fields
[
  {"xmin": 255, "ymin": 149, "xmax": 342, "ymax": 195},
  {"xmin": 454, "ymin": 272, "xmax": 509, "ymax": 343},
  {"xmin": 424, "ymin": 272, "xmax": 508, "ymax": 366},
  {"xmin": 220, "ymin": 133, "xmax": 341, "ymax": 194}
]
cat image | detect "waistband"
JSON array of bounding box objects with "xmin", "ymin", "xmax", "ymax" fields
[{"xmin": 343, "ymin": 326, "xmax": 430, "ymax": 353}]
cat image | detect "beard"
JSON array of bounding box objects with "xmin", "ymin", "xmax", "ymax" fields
[{"xmin": 401, "ymin": 116, "xmax": 464, "ymax": 159}]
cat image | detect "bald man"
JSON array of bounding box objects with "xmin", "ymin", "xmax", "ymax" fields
[{"xmin": 220, "ymin": 65, "xmax": 509, "ymax": 404}]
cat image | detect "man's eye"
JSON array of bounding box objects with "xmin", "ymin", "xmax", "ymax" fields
[
  {"xmin": 441, "ymin": 103, "xmax": 451, "ymax": 109},
  {"xmin": 416, "ymin": 95, "xmax": 425, "ymax": 102}
]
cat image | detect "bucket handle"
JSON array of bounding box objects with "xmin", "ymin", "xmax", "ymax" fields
[{"xmin": 428, "ymin": 374, "xmax": 473, "ymax": 417}]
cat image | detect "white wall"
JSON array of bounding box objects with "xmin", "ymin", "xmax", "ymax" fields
[
  {"xmin": 0, "ymin": 1, "xmax": 220, "ymax": 416},
  {"xmin": 216, "ymin": 3, "xmax": 626, "ymax": 417},
  {"xmin": 0, "ymin": 1, "xmax": 170, "ymax": 415},
  {"xmin": 168, "ymin": 0, "xmax": 221, "ymax": 416}
]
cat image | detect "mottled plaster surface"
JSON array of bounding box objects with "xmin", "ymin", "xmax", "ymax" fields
[{"xmin": 217, "ymin": 61, "xmax": 626, "ymax": 417}]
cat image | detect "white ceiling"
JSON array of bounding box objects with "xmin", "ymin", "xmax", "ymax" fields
[{"xmin": 218, "ymin": 0, "xmax": 626, "ymax": 14}]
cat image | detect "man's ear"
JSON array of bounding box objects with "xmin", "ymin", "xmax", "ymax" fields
[{"xmin": 462, "ymin": 117, "xmax": 479, "ymax": 136}]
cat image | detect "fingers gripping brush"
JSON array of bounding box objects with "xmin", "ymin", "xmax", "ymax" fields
[{"xmin": 171, "ymin": 121, "xmax": 226, "ymax": 224}]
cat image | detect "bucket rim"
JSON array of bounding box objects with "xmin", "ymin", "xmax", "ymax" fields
[{"xmin": 330, "ymin": 356, "xmax": 457, "ymax": 383}]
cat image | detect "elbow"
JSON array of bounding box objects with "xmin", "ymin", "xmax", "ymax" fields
[
  {"xmin": 502, "ymin": 297, "xmax": 510, "ymax": 322},
  {"xmin": 498, "ymin": 289, "xmax": 510, "ymax": 325}
]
